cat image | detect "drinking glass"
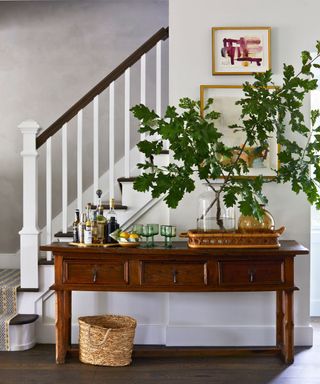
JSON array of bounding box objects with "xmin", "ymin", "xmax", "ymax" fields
[
  {"xmin": 141, "ymin": 224, "xmax": 154, "ymax": 247},
  {"xmin": 132, "ymin": 224, "xmax": 144, "ymax": 237},
  {"xmin": 160, "ymin": 225, "xmax": 176, "ymax": 248},
  {"xmin": 149, "ymin": 224, "xmax": 159, "ymax": 247}
]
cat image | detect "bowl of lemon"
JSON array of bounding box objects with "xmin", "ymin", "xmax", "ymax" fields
[{"xmin": 110, "ymin": 229, "xmax": 141, "ymax": 247}]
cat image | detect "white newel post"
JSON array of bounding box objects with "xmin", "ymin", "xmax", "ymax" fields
[{"xmin": 18, "ymin": 120, "xmax": 41, "ymax": 288}]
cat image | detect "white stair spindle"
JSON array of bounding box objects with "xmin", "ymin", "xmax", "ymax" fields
[
  {"xmin": 18, "ymin": 119, "xmax": 41, "ymax": 288},
  {"xmin": 46, "ymin": 137, "xmax": 52, "ymax": 261},
  {"xmin": 109, "ymin": 82, "xmax": 115, "ymax": 199},
  {"xmin": 156, "ymin": 41, "xmax": 162, "ymax": 117},
  {"xmin": 77, "ymin": 110, "xmax": 83, "ymax": 212},
  {"xmin": 124, "ymin": 68, "xmax": 130, "ymax": 178},
  {"xmin": 140, "ymin": 54, "xmax": 146, "ymax": 166},
  {"xmin": 62, "ymin": 123, "xmax": 68, "ymax": 233},
  {"xmin": 93, "ymin": 96, "xmax": 99, "ymax": 203}
]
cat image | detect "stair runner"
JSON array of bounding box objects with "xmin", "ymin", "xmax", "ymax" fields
[{"xmin": 0, "ymin": 269, "xmax": 20, "ymax": 351}]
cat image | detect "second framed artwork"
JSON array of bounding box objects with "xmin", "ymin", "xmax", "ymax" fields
[
  {"xmin": 212, "ymin": 27, "xmax": 271, "ymax": 75},
  {"xmin": 200, "ymin": 85, "xmax": 278, "ymax": 178}
]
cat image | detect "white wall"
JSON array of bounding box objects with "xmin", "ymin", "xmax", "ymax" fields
[{"xmin": 168, "ymin": 0, "xmax": 318, "ymax": 344}]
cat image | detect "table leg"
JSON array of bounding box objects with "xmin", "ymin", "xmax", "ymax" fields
[
  {"xmin": 276, "ymin": 290, "xmax": 284, "ymax": 348},
  {"xmin": 55, "ymin": 290, "xmax": 66, "ymax": 364},
  {"xmin": 282, "ymin": 290, "xmax": 294, "ymax": 364},
  {"xmin": 64, "ymin": 290, "xmax": 72, "ymax": 351}
]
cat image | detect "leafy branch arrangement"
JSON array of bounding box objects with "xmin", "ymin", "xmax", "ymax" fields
[{"xmin": 131, "ymin": 43, "xmax": 320, "ymax": 228}]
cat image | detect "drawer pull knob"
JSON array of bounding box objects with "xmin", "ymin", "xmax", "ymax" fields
[
  {"xmin": 172, "ymin": 269, "xmax": 177, "ymax": 284},
  {"xmin": 92, "ymin": 268, "xmax": 98, "ymax": 283},
  {"xmin": 248, "ymin": 270, "xmax": 255, "ymax": 283}
]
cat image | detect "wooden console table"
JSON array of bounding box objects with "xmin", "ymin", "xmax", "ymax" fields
[{"xmin": 40, "ymin": 240, "xmax": 308, "ymax": 364}]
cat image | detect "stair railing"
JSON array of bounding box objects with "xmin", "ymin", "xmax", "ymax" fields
[{"xmin": 19, "ymin": 27, "xmax": 169, "ymax": 288}]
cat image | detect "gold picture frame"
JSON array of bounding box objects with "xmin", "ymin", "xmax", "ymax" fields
[
  {"xmin": 200, "ymin": 84, "xmax": 278, "ymax": 178},
  {"xmin": 212, "ymin": 27, "xmax": 271, "ymax": 75}
]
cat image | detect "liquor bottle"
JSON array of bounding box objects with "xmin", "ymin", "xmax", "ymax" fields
[
  {"xmin": 107, "ymin": 198, "xmax": 117, "ymax": 222},
  {"xmin": 96, "ymin": 190, "xmax": 106, "ymax": 244},
  {"xmin": 84, "ymin": 204, "xmax": 92, "ymax": 245},
  {"xmin": 91, "ymin": 210, "xmax": 99, "ymax": 244},
  {"xmin": 72, "ymin": 209, "xmax": 80, "ymax": 242},
  {"xmin": 78, "ymin": 212, "xmax": 87, "ymax": 243},
  {"xmin": 106, "ymin": 198, "xmax": 119, "ymax": 243}
]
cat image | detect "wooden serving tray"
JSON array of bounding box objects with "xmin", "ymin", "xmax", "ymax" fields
[{"xmin": 180, "ymin": 227, "xmax": 285, "ymax": 249}]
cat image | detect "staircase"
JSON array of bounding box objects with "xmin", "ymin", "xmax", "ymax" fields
[
  {"xmin": 11, "ymin": 27, "xmax": 169, "ymax": 348},
  {"xmin": 19, "ymin": 27, "xmax": 169, "ymax": 289}
]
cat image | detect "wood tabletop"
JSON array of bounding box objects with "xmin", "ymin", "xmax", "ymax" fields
[{"xmin": 40, "ymin": 240, "xmax": 309, "ymax": 256}]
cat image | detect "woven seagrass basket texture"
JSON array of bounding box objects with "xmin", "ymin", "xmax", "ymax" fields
[{"xmin": 78, "ymin": 315, "xmax": 137, "ymax": 366}]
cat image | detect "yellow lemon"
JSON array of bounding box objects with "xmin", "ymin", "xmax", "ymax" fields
[
  {"xmin": 119, "ymin": 231, "xmax": 130, "ymax": 239},
  {"xmin": 129, "ymin": 233, "xmax": 139, "ymax": 240}
]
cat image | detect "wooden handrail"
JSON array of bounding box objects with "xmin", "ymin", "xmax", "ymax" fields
[{"xmin": 36, "ymin": 27, "xmax": 169, "ymax": 149}]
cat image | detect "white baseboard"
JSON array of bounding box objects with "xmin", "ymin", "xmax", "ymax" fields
[
  {"xmin": 0, "ymin": 253, "xmax": 20, "ymax": 269},
  {"xmin": 35, "ymin": 322, "xmax": 313, "ymax": 346},
  {"xmin": 166, "ymin": 325, "xmax": 313, "ymax": 347}
]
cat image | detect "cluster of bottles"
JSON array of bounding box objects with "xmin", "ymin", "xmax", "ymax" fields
[{"xmin": 72, "ymin": 190, "xmax": 119, "ymax": 245}]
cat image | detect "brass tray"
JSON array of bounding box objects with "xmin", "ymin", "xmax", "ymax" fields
[
  {"xmin": 179, "ymin": 227, "xmax": 285, "ymax": 249},
  {"xmin": 69, "ymin": 242, "xmax": 119, "ymax": 248}
]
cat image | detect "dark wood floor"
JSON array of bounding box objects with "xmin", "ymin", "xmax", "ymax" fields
[{"xmin": 1, "ymin": 320, "xmax": 319, "ymax": 384}]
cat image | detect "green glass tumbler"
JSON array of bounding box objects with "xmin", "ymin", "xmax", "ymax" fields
[{"xmin": 160, "ymin": 225, "xmax": 176, "ymax": 248}]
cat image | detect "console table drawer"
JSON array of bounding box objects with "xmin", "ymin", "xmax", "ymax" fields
[
  {"xmin": 63, "ymin": 260, "xmax": 129, "ymax": 285},
  {"xmin": 218, "ymin": 260, "xmax": 284, "ymax": 286},
  {"xmin": 140, "ymin": 261, "xmax": 208, "ymax": 286}
]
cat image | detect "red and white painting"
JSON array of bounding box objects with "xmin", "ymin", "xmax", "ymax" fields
[{"xmin": 212, "ymin": 27, "xmax": 271, "ymax": 75}]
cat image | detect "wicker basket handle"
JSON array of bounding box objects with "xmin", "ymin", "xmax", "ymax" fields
[{"xmin": 88, "ymin": 326, "xmax": 111, "ymax": 347}]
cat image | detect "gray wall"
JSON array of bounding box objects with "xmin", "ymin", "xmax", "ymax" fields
[{"xmin": 0, "ymin": 0, "xmax": 168, "ymax": 253}]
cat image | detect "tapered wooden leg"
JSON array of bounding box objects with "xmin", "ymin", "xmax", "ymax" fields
[
  {"xmin": 64, "ymin": 290, "xmax": 72, "ymax": 351},
  {"xmin": 283, "ymin": 290, "xmax": 294, "ymax": 364},
  {"xmin": 276, "ymin": 290, "xmax": 284, "ymax": 348},
  {"xmin": 55, "ymin": 290, "xmax": 66, "ymax": 364}
]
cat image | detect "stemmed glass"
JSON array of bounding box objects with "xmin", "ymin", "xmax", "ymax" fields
[
  {"xmin": 160, "ymin": 225, "xmax": 176, "ymax": 248},
  {"xmin": 141, "ymin": 224, "xmax": 155, "ymax": 247},
  {"xmin": 132, "ymin": 224, "xmax": 143, "ymax": 238},
  {"xmin": 149, "ymin": 224, "xmax": 159, "ymax": 247}
]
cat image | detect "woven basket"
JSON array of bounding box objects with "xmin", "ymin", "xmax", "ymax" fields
[{"xmin": 78, "ymin": 315, "xmax": 137, "ymax": 366}]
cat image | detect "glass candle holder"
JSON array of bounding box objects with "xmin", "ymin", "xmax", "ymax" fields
[{"xmin": 160, "ymin": 225, "xmax": 176, "ymax": 248}]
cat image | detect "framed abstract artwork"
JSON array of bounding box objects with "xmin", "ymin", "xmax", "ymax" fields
[
  {"xmin": 200, "ymin": 84, "xmax": 278, "ymax": 178},
  {"xmin": 212, "ymin": 27, "xmax": 271, "ymax": 75}
]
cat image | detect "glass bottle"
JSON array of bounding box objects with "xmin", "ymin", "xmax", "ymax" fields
[
  {"xmin": 106, "ymin": 198, "xmax": 119, "ymax": 243},
  {"xmin": 96, "ymin": 190, "xmax": 107, "ymax": 243},
  {"xmin": 238, "ymin": 205, "xmax": 275, "ymax": 233},
  {"xmin": 72, "ymin": 209, "xmax": 80, "ymax": 243},
  {"xmin": 91, "ymin": 211, "xmax": 99, "ymax": 244},
  {"xmin": 197, "ymin": 183, "xmax": 235, "ymax": 232},
  {"xmin": 107, "ymin": 198, "xmax": 117, "ymax": 222},
  {"xmin": 106, "ymin": 217, "xmax": 119, "ymax": 243},
  {"xmin": 84, "ymin": 205, "xmax": 92, "ymax": 245},
  {"xmin": 78, "ymin": 212, "xmax": 87, "ymax": 243}
]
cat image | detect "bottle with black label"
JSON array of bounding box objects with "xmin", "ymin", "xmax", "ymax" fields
[
  {"xmin": 72, "ymin": 209, "xmax": 80, "ymax": 242},
  {"xmin": 106, "ymin": 198, "xmax": 119, "ymax": 243}
]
